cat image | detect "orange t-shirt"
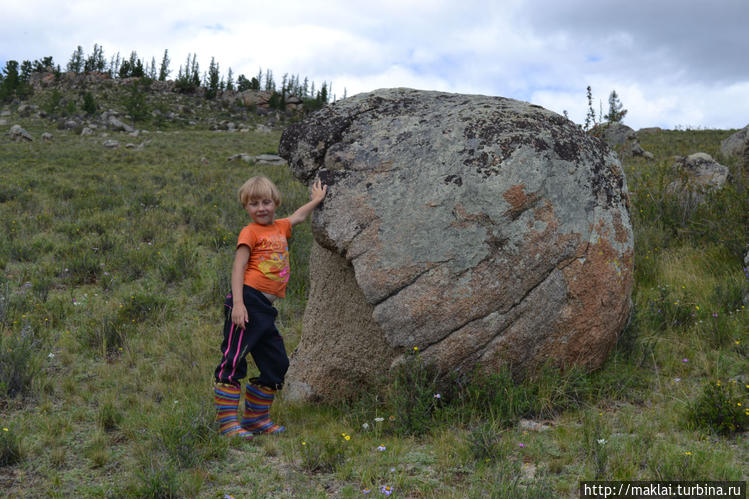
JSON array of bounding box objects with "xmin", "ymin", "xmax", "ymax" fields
[{"xmin": 237, "ymin": 218, "xmax": 292, "ymax": 298}]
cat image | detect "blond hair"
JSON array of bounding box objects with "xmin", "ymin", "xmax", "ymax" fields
[{"xmin": 237, "ymin": 176, "xmax": 282, "ymax": 208}]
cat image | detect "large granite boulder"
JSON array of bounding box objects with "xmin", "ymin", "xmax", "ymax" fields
[
  {"xmin": 279, "ymin": 88, "xmax": 634, "ymax": 402},
  {"xmin": 719, "ymin": 125, "xmax": 748, "ymax": 160}
]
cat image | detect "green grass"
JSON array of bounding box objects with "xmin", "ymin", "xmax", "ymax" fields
[{"xmin": 1, "ymin": 105, "xmax": 747, "ymax": 497}]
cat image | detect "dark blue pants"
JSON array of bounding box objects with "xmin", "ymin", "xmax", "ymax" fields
[{"xmin": 214, "ymin": 285, "xmax": 289, "ymax": 389}]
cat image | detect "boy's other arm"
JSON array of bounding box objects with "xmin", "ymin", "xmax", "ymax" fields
[
  {"xmin": 230, "ymin": 245, "xmax": 251, "ymax": 328},
  {"xmin": 288, "ymin": 179, "xmax": 327, "ymax": 227}
]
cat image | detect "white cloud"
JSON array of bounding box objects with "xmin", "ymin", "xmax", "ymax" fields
[{"xmin": 1, "ymin": 0, "xmax": 747, "ymax": 129}]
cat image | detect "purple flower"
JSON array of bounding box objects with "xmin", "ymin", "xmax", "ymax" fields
[
  {"xmin": 712, "ymin": 312, "xmax": 718, "ymax": 318},
  {"xmin": 381, "ymin": 485, "xmax": 393, "ymax": 496},
  {"xmin": 682, "ymin": 358, "xmax": 689, "ymax": 363}
]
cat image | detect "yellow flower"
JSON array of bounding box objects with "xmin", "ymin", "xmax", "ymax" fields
[
  {"xmin": 738, "ymin": 403, "xmax": 742, "ymax": 407},
  {"xmin": 345, "ymin": 435, "xmax": 351, "ymax": 441},
  {"xmin": 716, "ymin": 381, "xmax": 721, "ymax": 386},
  {"xmin": 301, "ymin": 441, "xmax": 306, "ymax": 446},
  {"xmin": 413, "ymin": 346, "xmax": 419, "ymax": 352},
  {"xmin": 684, "ymin": 451, "xmax": 692, "ymax": 456},
  {"xmin": 2, "ymin": 428, "xmax": 8, "ymax": 432},
  {"xmin": 695, "ymin": 305, "xmax": 700, "ymax": 311}
]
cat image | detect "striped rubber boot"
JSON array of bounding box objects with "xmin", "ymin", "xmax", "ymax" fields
[
  {"xmin": 242, "ymin": 383, "xmax": 285, "ymax": 434},
  {"xmin": 214, "ymin": 384, "xmax": 253, "ymax": 439}
]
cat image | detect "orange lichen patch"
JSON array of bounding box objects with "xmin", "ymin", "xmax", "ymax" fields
[
  {"xmin": 503, "ymin": 184, "xmax": 540, "ymax": 221},
  {"xmin": 552, "ymin": 222, "xmax": 634, "ymax": 370},
  {"xmin": 613, "ymin": 211, "xmax": 630, "ymax": 244}
]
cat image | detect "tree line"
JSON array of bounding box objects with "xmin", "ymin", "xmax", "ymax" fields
[{"xmin": 0, "ymin": 43, "xmax": 338, "ymax": 111}]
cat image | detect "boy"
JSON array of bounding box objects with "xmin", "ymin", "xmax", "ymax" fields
[{"xmin": 213, "ymin": 176, "xmax": 327, "ymax": 438}]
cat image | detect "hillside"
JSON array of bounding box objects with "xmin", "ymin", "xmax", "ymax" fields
[{"xmin": 1, "ymin": 81, "xmax": 747, "ymax": 497}]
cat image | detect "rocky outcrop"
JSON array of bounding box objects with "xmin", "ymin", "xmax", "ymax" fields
[
  {"xmin": 594, "ymin": 122, "xmax": 653, "ymax": 159},
  {"xmin": 9, "ymin": 124, "xmax": 33, "ymax": 142},
  {"xmin": 720, "ymin": 125, "xmax": 749, "ymax": 159},
  {"xmin": 280, "ymin": 88, "xmax": 634, "ymax": 402},
  {"xmin": 666, "ymin": 153, "xmax": 730, "ymax": 210}
]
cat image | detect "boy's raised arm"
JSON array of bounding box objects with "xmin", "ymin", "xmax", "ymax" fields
[{"xmin": 288, "ymin": 179, "xmax": 327, "ymax": 227}]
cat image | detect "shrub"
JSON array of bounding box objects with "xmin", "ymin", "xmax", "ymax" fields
[
  {"xmin": 0, "ymin": 426, "xmax": 24, "ymax": 467},
  {"xmin": 130, "ymin": 460, "xmax": 181, "ymax": 498},
  {"xmin": 384, "ymin": 350, "xmax": 441, "ymax": 436},
  {"xmin": 154, "ymin": 396, "xmax": 225, "ymax": 468},
  {"xmin": 158, "ymin": 242, "xmax": 198, "ymax": 284},
  {"xmin": 82, "ymin": 91, "xmax": 97, "ymax": 114},
  {"xmin": 0, "ymin": 325, "xmax": 41, "ymax": 399},
  {"xmin": 298, "ymin": 435, "xmax": 347, "ymax": 473},
  {"xmin": 97, "ymin": 399, "xmax": 123, "ymax": 432},
  {"xmin": 466, "ymin": 422, "xmax": 504, "ymax": 463},
  {"xmin": 123, "ymin": 81, "xmax": 149, "ymax": 122},
  {"xmin": 118, "ymin": 292, "xmax": 168, "ymax": 323},
  {"xmin": 686, "ymin": 379, "xmax": 748, "ymax": 435},
  {"xmin": 81, "ymin": 314, "xmax": 130, "ymax": 355}
]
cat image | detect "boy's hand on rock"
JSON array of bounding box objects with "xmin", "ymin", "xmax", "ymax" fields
[{"xmin": 311, "ymin": 179, "xmax": 327, "ymax": 203}]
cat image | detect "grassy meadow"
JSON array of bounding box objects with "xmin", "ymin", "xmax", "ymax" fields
[{"xmin": 1, "ymin": 108, "xmax": 747, "ymax": 497}]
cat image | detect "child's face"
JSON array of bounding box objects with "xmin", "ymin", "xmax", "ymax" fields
[{"xmin": 246, "ymin": 197, "xmax": 276, "ymax": 225}]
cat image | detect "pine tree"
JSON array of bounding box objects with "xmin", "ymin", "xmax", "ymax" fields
[
  {"xmin": 148, "ymin": 57, "xmax": 157, "ymax": 79},
  {"xmin": 67, "ymin": 45, "xmax": 84, "ymax": 73},
  {"xmin": 236, "ymin": 74, "xmax": 250, "ymax": 91},
  {"xmin": 584, "ymin": 85, "xmax": 597, "ymax": 131},
  {"xmin": 206, "ymin": 57, "xmax": 220, "ymax": 99},
  {"xmin": 604, "ymin": 90, "xmax": 628, "ymax": 123},
  {"xmin": 264, "ymin": 69, "xmax": 275, "ymax": 92},
  {"xmin": 158, "ymin": 49, "xmax": 170, "ymax": 81},
  {"xmin": 226, "ymin": 67, "xmax": 234, "ymax": 91}
]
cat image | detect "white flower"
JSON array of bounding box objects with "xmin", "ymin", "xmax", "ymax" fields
[
  {"xmin": 362, "ymin": 423, "xmax": 369, "ymax": 430},
  {"xmin": 48, "ymin": 353, "xmax": 55, "ymax": 359},
  {"xmin": 374, "ymin": 417, "xmax": 384, "ymax": 423},
  {"xmin": 597, "ymin": 439, "xmax": 607, "ymax": 445}
]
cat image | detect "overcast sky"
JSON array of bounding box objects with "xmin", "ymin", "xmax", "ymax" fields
[{"xmin": 2, "ymin": 0, "xmax": 748, "ymax": 130}]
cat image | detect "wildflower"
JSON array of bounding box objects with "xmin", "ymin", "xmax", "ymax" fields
[
  {"xmin": 684, "ymin": 451, "xmax": 692, "ymax": 456},
  {"xmin": 717, "ymin": 380, "xmax": 721, "ymax": 386},
  {"xmin": 674, "ymin": 378, "xmax": 681, "ymax": 382},
  {"xmin": 433, "ymin": 393, "xmax": 441, "ymax": 399},
  {"xmin": 381, "ymin": 485, "xmax": 393, "ymax": 496},
  {"xmin": 224, "ymin": 495, "xmax": 235, "ymax": 499},
  {"xmin": 738, "ymin": 403, "xmax": 742, "ymax": 407},
  {"xmin": 2, "ymin": 428, "xmax": 8, "ymax": 432},
  {"xmin": 301, "ymin": 441, "xmax": 307, "ymax": 446},
  {"xmin": 682, "ymin": 358, "xmax": 689, "ymax": 363},
  {"xmin": 48, "ymin": 353, "xmax": 54, "ymax": 359},
  {"xmin": 735, "ymin": 340, "xmax": 740, "ymax": 345},
  {"xmin": 518, "ymin": 443, "xmax": 525, "ymax": 448},
  {"xmin": 374, "ymin": 417, "xmax": 384, "ymax": 423},
  {"xmin": 390, "ymin": 467, "xmax": 396, "ymax": 472},
  {"xmin": 362, "ymin": 423, "xmax": 369, "ymax": 430},
  {"xmin": 388, "ymin": 415, "xmax": 395, "ymax": 421},
  {"xmin": 363, "ymin": 489, "xmax": 371, "ymax": 494},
  {"xmin": 695, "ymin": 305, "xmax": 700, "ymax": 311},
  {"xmin": 597, "ymin": 439, "xmax": 607, "ymax": 445},
  {"xmin": 413, "ymin": 346, "xmax": 419, "ymax": 352},
  {"xmin": 345, "ymin": 435, "xmax": 351, "ymax": 441},
  {"xmin": 377, "ymin": 445, "xmax": 386, "ymax": 452},
  {"xmin": 712, "ymin": 312, "xmax": 718, "ymax": 318}
]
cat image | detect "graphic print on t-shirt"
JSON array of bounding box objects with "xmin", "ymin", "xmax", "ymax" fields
[{"xmin": 255, "ymin": 234, "xmax": 289, "ymax": 283}]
